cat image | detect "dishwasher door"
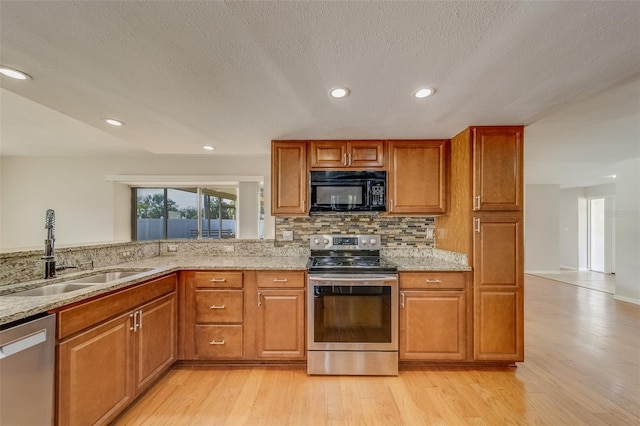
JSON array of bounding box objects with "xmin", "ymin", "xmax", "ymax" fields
[{"xmin": 0, "ymin": 313, "xmax": 56, "ymax": 426}]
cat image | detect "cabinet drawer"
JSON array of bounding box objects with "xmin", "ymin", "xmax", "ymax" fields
[
  {"xmin": 195, "ymin": 290, "xmax": 243, "ymax": 323},
  {"xmin": 194, "ymin": 271, "xmax": 243, "ymax": 288},
  {"xmin": 399, "ymin": 272, "xmax": 466, "ymax": 290},
  {"xmin": 195, "ymin": 325, "xmax": 243, "ymax": 359},
  {"xmin": 256, "ymin": 271, "xmax": 305, "ymax": 288}
]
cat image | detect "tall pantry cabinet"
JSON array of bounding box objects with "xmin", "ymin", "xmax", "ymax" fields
[{"xmin": 436, "ymin": 126, "xmax": 524, "ymax": 362}]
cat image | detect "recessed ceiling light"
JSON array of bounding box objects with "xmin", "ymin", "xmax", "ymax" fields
[
  {"xmin": 0, "ymin": 66, "xmax": 32, "ymax": 80},
  {"xmin": 203, "ymin": 145, "xmax": 216, "ymax": 151},
  {"xmin": 605, "ymin": 174, "xmax": 616, "ymax": 178},
  {"xmin": 105, "ymin": 118, "xmax": 124, "ymax": 127},
  {"xmin": 329, "ymin": 87, "xmax": 350, "ymax": 98},
  {"xmin": 413, "ymin": 88, "xmax": 435, "ymax": 98}
]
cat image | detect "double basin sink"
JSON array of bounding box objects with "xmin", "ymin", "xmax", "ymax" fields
[{"xmin": 7, "ymin": 270, "xmax": 152, "ymax": 297}]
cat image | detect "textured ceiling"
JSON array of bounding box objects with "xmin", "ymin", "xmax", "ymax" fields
[{"xmin": 1, "ymin": 1, "xmax": 639, "ymax": 187}]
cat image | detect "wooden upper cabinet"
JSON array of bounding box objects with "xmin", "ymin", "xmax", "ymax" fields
[
  {"xmin": 387, "ymin": 140, "xmax": 448, "ymax": 215},
  {"xmin": 472, "ymin": 126, "xmax": 523, "ymax": 211},
  {"xmin": 271, "ymin": 141, "xmax": 308, "ymax": 215},
  {"xmin": 310, "ymin": 140, "xmax": 384, "ymax": 169}
]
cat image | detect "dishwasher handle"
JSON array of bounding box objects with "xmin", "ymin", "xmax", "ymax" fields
[{"xmin": 0, "ymin": 329, "xmax": 47, "ymax": 360}]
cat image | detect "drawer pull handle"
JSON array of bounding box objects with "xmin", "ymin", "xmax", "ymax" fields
[
  {"xmin": 209, "ymin": 304, "xmax": 226, "ymax": 309},
  {"xmin": 210, "ymin": 278, "xmax": 227, "ymax": 282},
  {"xmin": 209, "ymin": 340, "xmax": 225, "ymax": 345},
  {"xmin": 425, "ymin": 279, "xmax": 442, "ymax": 283},
  {"xmin": 272, "ymin": 278, "xmax": 288, "ymax": 282}
]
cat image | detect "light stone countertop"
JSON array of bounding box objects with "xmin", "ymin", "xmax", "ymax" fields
[
  {"xmin": 0, "ymin": 254, "xmax": 469, "ymax": 326},
  {"xmin": 389, "ymin": 257, "xmax": 472, "ymax": 272}
]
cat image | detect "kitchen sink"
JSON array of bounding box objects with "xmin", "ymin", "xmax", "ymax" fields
[
  {"xmin": 66, "ymin": 270, "xmax": 151, "ymax": 284},
  {"xmin": 6, "ymin": 283, "xmax": 95, "ymax": 297},
  {"xmin": 5, "ymin": 269, "xmax": 153, "ymax": 297}
]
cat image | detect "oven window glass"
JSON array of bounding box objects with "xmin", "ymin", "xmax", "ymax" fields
[
  {"xmin": 315, "ymin": 186, "xmax": 363, "ymax": 207},
  {"xmin": 313, "ymin": 285, "xmax": 392, "ymax": 343}
]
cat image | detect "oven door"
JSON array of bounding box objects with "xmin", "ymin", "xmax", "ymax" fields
[{"xmin": 308, "ymin": 274, "xmax": 398, "ymax": 351}]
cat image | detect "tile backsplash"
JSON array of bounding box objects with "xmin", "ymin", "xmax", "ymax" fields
[{"xmin": 275, "ymin": 215, "xmax": 435, "ymax": 247}]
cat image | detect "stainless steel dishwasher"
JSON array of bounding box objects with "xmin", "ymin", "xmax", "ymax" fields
[{"xmin": 0, "ymin": 313, "xmax": 56, "ymax": 426}]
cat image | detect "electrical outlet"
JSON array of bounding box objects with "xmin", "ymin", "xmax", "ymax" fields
[
  {"xmin": 282, "ymin": 230, "xmax": 294, "ymax": 241},
  {"xmin": 223, "ymin": 245, "xmax": 235, "ymax": 252},
  {"xmin": 120, "ymin": 250, "xmax": 132, "ymax": 258},
  {"xmin": 167, "ymin": 244, "xmax": 178, "ymax": 252}
]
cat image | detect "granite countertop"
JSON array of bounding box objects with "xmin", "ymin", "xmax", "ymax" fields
[
  {"xmin": 389, "ymin": 257, "xmax": 472, "ymax": 272},
  {"xmin": 0, "ymin": 254, "xmax": 469, "ymax": 326}
]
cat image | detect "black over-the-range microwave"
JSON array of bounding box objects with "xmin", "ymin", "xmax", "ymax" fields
[{"xmin": 309, "ymin": 171, "xmax": 386, "ymax": 213}]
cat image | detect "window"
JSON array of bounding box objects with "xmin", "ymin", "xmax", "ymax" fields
[{"xmin": 133, "ymin": 187, "xmax": 236, "ymax": 241}]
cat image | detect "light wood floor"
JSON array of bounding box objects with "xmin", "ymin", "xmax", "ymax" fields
[
  {"xmin": 528, "ymin": 270, "xmax": 616, "ymax": 294},
  {"xmin": 114, "ymin": 275, "xmax": 640, "ymax": 425}
]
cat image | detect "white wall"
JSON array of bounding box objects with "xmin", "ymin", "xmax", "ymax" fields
[
  {"xmin": 559, "ymin": 187, "xmax": 586, "ymax": 270},
  {"xmin": 614, "ymin": 158, "xmax": 640, "ymax": 304},
  {"xmin": 585, "ymin": 183, "xmax": 616, "ymax": 198},
  {"xmin": 0, "ymin": 155, "xmax": 272, "ymax": 250},
  {"xmin": 237, "ymin": 181, "xmax": 260, "ymax": 239},
  {"xmin": 525, "ymin": 184, "xmax": 560, "ymax": 272}
]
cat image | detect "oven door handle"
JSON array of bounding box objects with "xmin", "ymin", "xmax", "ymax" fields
[{"xmin": 309, "ymin": 276, "xmax": 396, "ymax": 283}]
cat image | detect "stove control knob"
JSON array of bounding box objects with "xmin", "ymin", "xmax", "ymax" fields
[
  {"xmin": 370, "ymin": 238, "xmax": 377, "ymax": 245},
  {"xmin": 313, "ymin": 238, "xmax": 320, "ymax": 245},
  {"xmin": 323, "ymin": 238, "xmax": 329, "ymax": 245},
  {"xmin": 361, "ymin": 239, "xmax": 367, "ymax": 245}
]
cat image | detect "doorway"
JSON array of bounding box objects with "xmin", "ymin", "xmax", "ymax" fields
[{"xmin": 588, "ymin": 196, "xmax": 615, "ymax": 274}]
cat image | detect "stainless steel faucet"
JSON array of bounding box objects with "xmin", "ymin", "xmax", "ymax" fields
[{"xmin": 43, "ymin": 209, "xmax": 56, "ymax": 279}]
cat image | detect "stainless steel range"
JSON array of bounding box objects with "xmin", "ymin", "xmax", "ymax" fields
[{"xmin": 307, "ymin": 234, "xmax": 398, "ymax": 376}]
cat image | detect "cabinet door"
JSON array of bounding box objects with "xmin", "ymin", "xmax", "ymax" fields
[
  {"xmin": 134, "ymin": 292, "xmax": 177, "ymax": 394},
  {"xmin": 388, "ymin": 140, "xmax": 447, "ymax": 214},
  {"xmin": 58, "ymin": 313, "xmax": 133, "ymax": 426},
  {"xmin": 473, "ymin": 215, "xmax": 524, "ymax": 361},
  {"xmin": 472, "ymin": 126, "xmax": 523, "ymax": 211},
  {"xmin": 309, "ymin": 141, "xmax": 347, "ymax": 168},
  {"xmin": 309, "ymin": 140, "xmax": 385, "ymax": 169},
  {"xmin": 256, "ymin": 289, "xmax": 305, "ymax": 359},
  {"xmin": 271, "ymin": 141, "xmax": 307, "ymax": 215},
  {"xmin": 400, "ymin": 291, "xmax": 466, "ymax": 360},
  {"xmin": 347, "ymin": 140, "xmax": 385, "ymax": 168}
]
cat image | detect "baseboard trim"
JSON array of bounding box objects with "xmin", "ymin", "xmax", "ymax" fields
[
  {"xmin": 613, "ymin": 295, "xmax": 640, "ymax": 305},
  {"xmin": 559, "ymin": 265, "xmax": 578, "ymax": 271},
  {"xmin": 525, "ymin": 270, "xmax": 561, "ymax": 275}
]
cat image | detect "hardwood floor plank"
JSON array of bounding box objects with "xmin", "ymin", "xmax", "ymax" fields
[{"xmin": 114, "ymin": 275, "xmax": 640, "ymax": 425}]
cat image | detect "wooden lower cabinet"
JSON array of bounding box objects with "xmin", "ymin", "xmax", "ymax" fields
[
  {"xmin": 399, "ymin": 272, "xmax": 469, "ymax": 361},
  {"xmin": 255, "ymin": 289, "xmax": 305, "ymax": 359},
  {"xmin": 473, "ymin": 215, "xmax": 524, "ymax": 361},
  {"xmin": 58, "ymin": 312, "xmax": 133, "ymax": 426},
  {"xmin": 400, "ymin": 291, "xmax": 466, "ymax": 360},
  {"xmin": 134, "ymin": 294, "xmax": 177, "ymax": 393},
  {"xmin": 56, "ymin": 275, "xmax": 177, "ymax": 426},
  {"xmin": 180, "ymin": 271, "xmax": 246, "ymax": 360}
]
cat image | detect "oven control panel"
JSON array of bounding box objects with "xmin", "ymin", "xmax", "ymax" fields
[{"xmin": 309, "ymin": 234, "xmax": 382, "ymax": 250}]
